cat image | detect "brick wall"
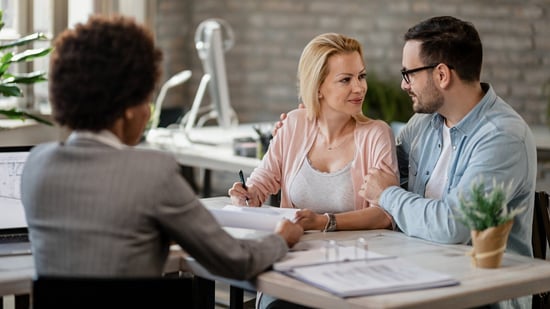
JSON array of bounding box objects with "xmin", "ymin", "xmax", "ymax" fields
[{"xmin": 155, "ymin": 0, "xmax": 550, "ymax": 127}]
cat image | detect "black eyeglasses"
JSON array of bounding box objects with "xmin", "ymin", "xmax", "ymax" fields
[{"xmin": 400, "ymin": 64, "xmax": 438, "ymax": 84}]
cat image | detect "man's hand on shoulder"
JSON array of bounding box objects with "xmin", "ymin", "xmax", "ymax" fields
[{"xmin": 271, "ymin": 103, "xmax": 305, "ymax": 137}]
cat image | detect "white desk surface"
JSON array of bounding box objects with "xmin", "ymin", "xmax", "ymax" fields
[
  {"xmin": 185, "ymin": 197, "xmax": 550, "ymax": 309},
  {"xmin": 532, "ymin": 125, "xmax": 550, "ymax": 150},
  {"xmin": 144, "ymin": 124, "xmax": 550, "ymax": 175},
  {"xmin": 142, "ymin": 126, "xmax": 261, "ymax": 175},
  {"xmin": 0, "ymin": 255, "xmax": 34, "ymax": 296},
  {"xmin": 0, "ymin": 250, "xmax": 185, "ymax": 297}
]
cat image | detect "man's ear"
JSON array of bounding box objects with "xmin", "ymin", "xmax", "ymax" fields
[{"xmin": 436, "ymin": 63, "xmax": 452, "ymax": 89}]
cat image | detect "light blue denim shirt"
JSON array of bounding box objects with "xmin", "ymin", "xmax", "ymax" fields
[{"xmin": 380, "ymin": 83, "xmax": 536, "ymax": 257}]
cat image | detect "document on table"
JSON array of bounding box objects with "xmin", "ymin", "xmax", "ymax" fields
[
  {"xmin": 208, "ymin": 205, "xmax": 299, "ymax": 231},
  {"xmin": 283, "ymin": 258, "xmax": 459, "ymax": 298}
]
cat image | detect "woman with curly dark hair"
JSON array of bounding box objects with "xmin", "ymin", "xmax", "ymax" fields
[{"xmin": 21, "ymin": 15, "xmax": 302, "ymax": 279}]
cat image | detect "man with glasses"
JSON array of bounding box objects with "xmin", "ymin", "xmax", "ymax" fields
[
  {"xmin": 362, "ymin": 15, "xmax": 535, "ymax": 255},
  {"xmin": 360, "ymin": 16, "xmax": 536, "ymax": 308},
  {"xmin": 273, "ymin": 15, "xmax": 535, "ymax": 308}
]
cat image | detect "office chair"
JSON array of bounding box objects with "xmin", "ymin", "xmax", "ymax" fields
[
  {"xmin": 32, "ymin": 275, "xmax": 193, "ymax": 309},
  {"xmin": 532, "ymin": 191, "xmax": 550, "ymax": 309}
]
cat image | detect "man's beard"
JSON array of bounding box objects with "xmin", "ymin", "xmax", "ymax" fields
[{"xmin": 411, "ymin": 78, "xmax": 444, "ymax": 114}]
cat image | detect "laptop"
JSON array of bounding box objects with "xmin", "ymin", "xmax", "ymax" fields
[{"xmin": 0, "ymin": 145, "xmax": 33, "ymax": 256}]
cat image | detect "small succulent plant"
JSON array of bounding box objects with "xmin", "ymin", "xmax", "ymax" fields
[{"xmin": 456, "ymin": 178, "xmax": 525, "ymax": 231}]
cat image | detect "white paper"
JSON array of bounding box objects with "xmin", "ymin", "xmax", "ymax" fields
[
  {"xmin": 208, "ymin": 205, "xmax": 299, "ymax": 231},
  {"xmin": 285, "ymin": 258, "xmax": 459, "ymax": 298}
]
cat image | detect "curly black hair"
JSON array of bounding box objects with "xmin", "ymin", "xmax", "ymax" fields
[{"xmin": 49, "ymin": 15, "xmax": 163, "ymax": 131}]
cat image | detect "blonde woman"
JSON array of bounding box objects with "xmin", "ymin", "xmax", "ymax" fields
[{"xmin": 228, "ymin": 33, "xmax": 398, "ymax": 232}]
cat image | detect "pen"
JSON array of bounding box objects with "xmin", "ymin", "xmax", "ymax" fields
[{"xmin": 239, "ymin": 170, "xmax": 250, "ymax": 206}]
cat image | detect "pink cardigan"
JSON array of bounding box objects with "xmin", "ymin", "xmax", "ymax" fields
[{"xmin": 247, "ymin": 109, "xmax": 398, "ymax": 212}]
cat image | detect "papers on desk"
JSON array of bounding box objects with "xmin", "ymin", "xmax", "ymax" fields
[
  {"xmin": 282, "ymin": 257, "xmax": 459, "ymax": 298},
  {"xmin": 208, "ymin": 205, "xmax": 299, "ymax": 232}
]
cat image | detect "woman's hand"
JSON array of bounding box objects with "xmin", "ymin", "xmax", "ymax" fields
[
  {"xmin": 228, "ymin": 182, "xmax": 262, "ymax": 206},
  {"xmin": 295, "ymin": 208, "xmax": 327, "ymax": 231}
]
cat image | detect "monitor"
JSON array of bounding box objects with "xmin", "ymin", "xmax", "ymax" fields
[
  {"xmin": 182, "ymin": 18, "xmax": 238, "ymax": 132},
  {"xmin": 0, "ymin": 146, "xmax": 32, "ymax": 229}
]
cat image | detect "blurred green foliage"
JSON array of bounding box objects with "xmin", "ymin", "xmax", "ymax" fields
[{"xmin": 362, "ymin": 73, "xmax": 413, "ymax": 123}]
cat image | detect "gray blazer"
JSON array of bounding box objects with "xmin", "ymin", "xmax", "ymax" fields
[{"xmin": 21, "ymin": 138, "xmax": 287, "ymax": 280}]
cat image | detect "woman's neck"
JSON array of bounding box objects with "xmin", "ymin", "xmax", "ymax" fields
[{"xmin": 316, "ymin": 115, "xmax": 355, "ymax": 143}]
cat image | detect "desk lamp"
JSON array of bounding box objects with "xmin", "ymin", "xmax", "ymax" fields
[{"xmin": 149, "ymin": 70, "xmax": 192, "ymax": 130}]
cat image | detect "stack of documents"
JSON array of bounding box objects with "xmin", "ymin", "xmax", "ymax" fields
[
  {"xmin": 281, "ymin": 257, "xmax": 459, "ymax": 298},
  {"xmin": 208, "ymin": 205, "xmax": 299, "ymax": 231}
]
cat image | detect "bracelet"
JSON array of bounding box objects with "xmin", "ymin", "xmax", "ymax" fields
[
  {"xmin": 323, "ymin": 213, "xmax": 330, "ymax": 232},
  {"xmin": 323, "ymin": 213, "xmax": 337, "ymax": 232}
]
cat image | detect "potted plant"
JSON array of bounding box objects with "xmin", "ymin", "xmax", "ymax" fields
[
  {"xmin": 0, "ymin": 10, "xmax": 53, "ymax": 126},
  {"xmin": 362, "ymin": 73, "xmax": 413, "ymax": 124},
  {"xmin": 456, "ymin": 178, "xmax": 526, "ymax": 268}
]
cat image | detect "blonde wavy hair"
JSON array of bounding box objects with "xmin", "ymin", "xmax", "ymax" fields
[{"xmin": 297, "ymin": 32, "xmax": 370, "ymax": 122}]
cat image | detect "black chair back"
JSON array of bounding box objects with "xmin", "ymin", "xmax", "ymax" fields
[
  {"xmin": 32, "ymin": 276, "xmax": 193, "ymax": 309},
  {"xmin": 532, "ymin": 191, "xmax": 550, "ymax": 309},
  {"xmin": 532, "ymin": 191, "xmax": 550, "ymax": 259}
]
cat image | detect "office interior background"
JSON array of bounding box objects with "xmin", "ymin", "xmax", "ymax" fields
[{"xmin": 1, "ymin": 0, "xmax": 549, "ymax": 192}]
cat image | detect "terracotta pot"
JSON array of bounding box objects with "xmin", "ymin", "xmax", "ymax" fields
[{"xmin": 469, "ymin": 220, "xmax": 513, "ymax": 268}]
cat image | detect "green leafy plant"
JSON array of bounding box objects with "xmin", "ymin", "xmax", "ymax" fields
[
  {"xmin": 0, "ymin": 10, "xmax": 53, "ymax": 126},
  {"xmin": 456, "ymin": 178, "xmax": 525, "ymax": 231},
  {"xmin": 362, "ymin": 73, "xmax": 413, "ymax": 123}
]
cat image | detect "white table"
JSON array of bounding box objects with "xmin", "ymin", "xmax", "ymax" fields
[
  {"xmin": 532, "ymin": 125, "xmax": 550, "ymax": 151},
  {"xmin": 0, "ymin": 250, "xmax": 186, "ymax": 308},
  {"xmin": 143, "ymin": 126, "xmax": 263, "ymax": 197},
  {"xmin": 143, "ymin": 126, "xmax": 263, "ymax": 175},
  {"xmin": 186, "ymin": 197, "xmax": 550, "ymax": 309}
]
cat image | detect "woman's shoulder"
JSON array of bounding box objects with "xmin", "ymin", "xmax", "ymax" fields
[
  {"xmin": 356, "ymin": 118, "xmax": 392, "ymax": 133},
  {"xmin": 286, "ymin": 108, "xmax": 308, "ymax": 121},
  {"xmin": 283, "ymin": 108, "xmax": 312, "ymax": 129},
  {"xmin": 130, "ymin": 147, "xmax": 179, "ymax": 163}
]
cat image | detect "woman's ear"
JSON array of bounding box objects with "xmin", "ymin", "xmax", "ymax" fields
[{"xmin": 125, "ymin": 108, "xmax": 134, "ymax": 120}]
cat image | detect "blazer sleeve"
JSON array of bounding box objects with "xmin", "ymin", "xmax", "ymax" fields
[{"xmin": 154, "ymin": 159, "xmax": 288, "ymax": 280}]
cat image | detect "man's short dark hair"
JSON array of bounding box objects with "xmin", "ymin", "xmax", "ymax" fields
[{"xmin": 404, "ymin": 16, "xmax": 482, "ymax": 82}]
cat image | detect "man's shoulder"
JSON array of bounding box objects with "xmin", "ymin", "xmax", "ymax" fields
[{"xmin": 480, "ymin": 101, "xmax": 532, "ymax": 142}]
